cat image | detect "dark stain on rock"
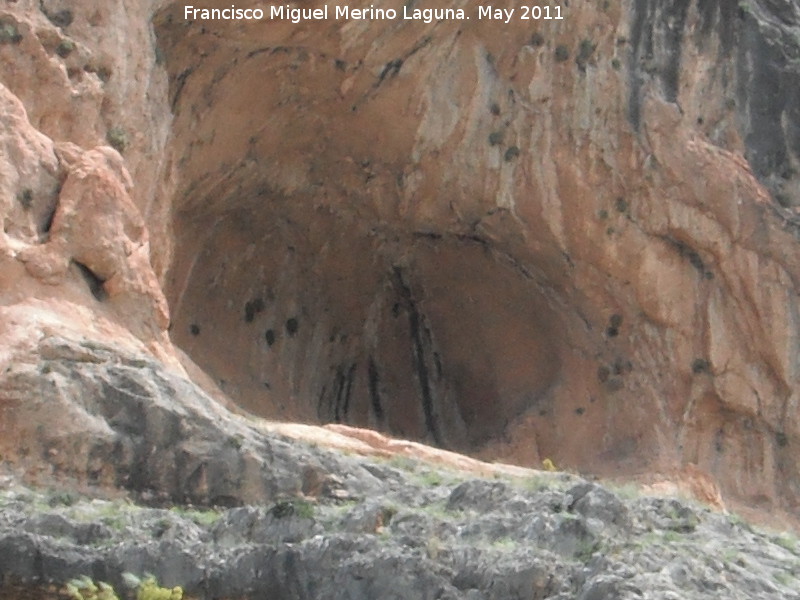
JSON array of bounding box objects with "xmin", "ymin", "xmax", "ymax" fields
[
  {"xmin": 285, "ymin": 317, "xmax": 299, "ymax": 336},
  {"xmin": 244, "ymin": 298, "xmax": 265, "ymax": 323},
  {"xmin": 392, "ymin": 267, "xmax": 443, "ymax": 446},
  {"xmin": 368, "ymin": 357, "xmax": 384, "ymax": 422}
]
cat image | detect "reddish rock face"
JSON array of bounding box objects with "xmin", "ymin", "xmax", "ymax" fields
[{"xmin": 2, "ymin": 0, "xmax": 800, "ymax": 522}]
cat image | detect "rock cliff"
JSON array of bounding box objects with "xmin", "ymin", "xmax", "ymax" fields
[{"xmin": 2, "ymin": 0, "xmax": 800, "ymax": 543}]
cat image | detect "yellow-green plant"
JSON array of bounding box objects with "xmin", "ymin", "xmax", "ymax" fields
[
  {"xmin": 65, "ymin": 576, "xmax": 119, "ymax": 600},
  {"xmin": 123, "ymin": 573, "xmax": 183, "ymax": 600}
]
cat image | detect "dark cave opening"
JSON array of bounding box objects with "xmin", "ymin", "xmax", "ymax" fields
[{"xmin": 152, "ymin": 3, "xmax": 572, "ymax": 453}]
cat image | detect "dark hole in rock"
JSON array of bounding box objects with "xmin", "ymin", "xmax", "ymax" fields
[
  {"xmin": 42, "ymin": 199, "xmax": 57, "ymax": 234},
  {"xmin": 16, "ymin": 189, "xmax": 33, "ymax": 210},
  {"xmin": 73, "ymin": 261, "xmax": 107, "ymax": 301},
  {"xmin": 44, "ymin": 8, "xmax": 74, "ymax": 28},
  {"xmin": 285, "ymin": 317, "xmax": 299, "ymax": 336},
  {"xmin": 244, "ymin": 298, "xmax": 265, "ymax": 323}
]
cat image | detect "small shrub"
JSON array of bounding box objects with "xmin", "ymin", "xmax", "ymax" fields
[
  {"xmin": 504, "ymin": 146, "xmax": 520, "ymax": 162},
  {"xmin": 662, "ymin": 530, "xmax": 682, "ymax": 543},
  {"xmin": 386, "ymin": 455, "xmax": 418, "ymax": 471},
  {"xmin": 775, "ymin": 534, "xmax": 798, "ymax": 553},
  {"xmin": 488, "ymin": 131, "xmax": 504, "ymax": 146},
  {"xmin": 529, "ymin": 32, "xmax": 545, "ymax": 47},
  {"xmin": 721, "ymin": 548, "xmax": 739, "ymax": 564},
  {"xmin": 45, "ymin": 9, "xmax": 74, "ymax": 28},
  {"xmin": 293, "ymin": 499, "xmax": 315, "ymax": 519},
  {"xmin": 270, "ymin": 498, "xmax": 315, "ymax": 520},
  {"xmin": 56, "ymin": 39, "xmax": 76, "ymax": 58},
  {"xmin": 575, "ymin": 539, "xmax": 601, "ymax": 562},
  {"xmin": 608, "ymin": 482, "xmax": 641, "ymax": 499},
  {"xmin": 95, "ymin": 66, "xmax": 112, "ymax": 82},
  {"xmin": 490, "ymin": 536, "xmax": 516, "ymax": 550},
  {"xmin": 170, "ymin": 506, "xmax": 221, "ymax": 527},
  {"xmin": 106, "ymin": 127, "xmax": 128, "ymax": 153},
  {"xmin": 122, "ymin": 574, "xmax": 183, "ymax": 600},
  {"xmin": 416, "ymin": 469, "xmax": 444, "ymax": 487},
  {"xmin": 554, "ymin": 45, "xmax": 569, "ymax": 62},
  {"xmin": 48, "ymin": 490, "xmax": 77, "ymax": 507},
  {"xmin": 65, "ymin": 576, "xmax": 119, "ymax": 600},
  {"xmin": 691, "ymin": 358, "xmax": 710, "ymax": 374},
  {"xmin": 0, "ymin": 21, "xmax": 22, "ymax": 44},
  {"xmin": 611, "ymin": 58, "xmax": 621, "ymax": 70},
  {"xmin": 576, "ymin": 39, "xmax": 596, "ymax": 70},
  {"xmin": 523, "ymin": 475, "xmax": 551, "ymax": 492}
]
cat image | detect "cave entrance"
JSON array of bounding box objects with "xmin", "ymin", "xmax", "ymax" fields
[{"xmin": 154, "ymin": 4, "xmax": 563, "ymax": 452}]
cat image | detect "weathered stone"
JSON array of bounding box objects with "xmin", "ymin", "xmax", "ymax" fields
[
  {"xmin": 3, "ymin": 468, "xmax": 800, "ymax": 599},
  {"xmin": 447, "ymin": 480, "xmax": 517, "ymax": 513},
  {"xmin": 3, "ymin": 0, "xmax": 800, "ymax": 560}
]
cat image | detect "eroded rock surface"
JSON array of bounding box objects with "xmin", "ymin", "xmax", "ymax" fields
[
  {"xmin": 2, "ymin": 464, "xmax": 800, "ymax": 599},
  {"xmin": 151, "ymin": 0, "xmax": 800, "ymax": 521},
  {"xmin": 0, "ymin": 336, "xmax": 381, "ymax": 506},
  {"xmin": 2, "ymin": 0, "xmax": 800, "ymax": 530}
]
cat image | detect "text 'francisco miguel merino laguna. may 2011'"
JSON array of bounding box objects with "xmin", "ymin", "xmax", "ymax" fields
[{"xmin": 183, "ymin": 4, "xmax": 565, "ymax": 23}]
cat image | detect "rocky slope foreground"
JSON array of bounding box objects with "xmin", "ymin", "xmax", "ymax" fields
[
  {"xmin": 2, "ymin": 420, "xmax": 800, "ymax": 600},
  {"xmin": 3, "ymin": 335, "xmax": 797, "ymax": 599},
  {"xmin": 4, "ymin": 476, "xmax": 800, "ymax": 600},
  {"xmin": 0, "ymin": 343, "xmax": 799, "ymax": 600},
  {"xmin": 3, "ymin": 0, "xmax": 800, "ymax": 579}
]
